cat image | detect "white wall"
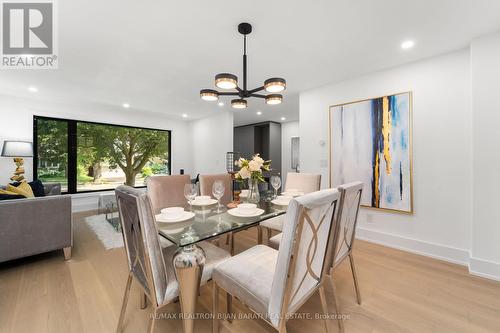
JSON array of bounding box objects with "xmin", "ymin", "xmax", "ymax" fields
[
  {"xmin": 300, "ymin": 49, "xmax": 473, "ymax": 266},
  {"xmin": 0, "ymin": 95, "xmax": 193, "ymax": 211},
  {"xmin": 189, "ymin": 111, "xmax": 233, "ymax": 176},
  {"xmin": 470, "ymin": 31, "xmax": 500, "ymax": 280},
  {"xmin": 281, "ymin": 121, "xmax": 300, "ymax": 185}
]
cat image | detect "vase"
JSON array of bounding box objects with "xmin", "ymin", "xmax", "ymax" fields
[{"xmin": 247, "ymin": 179, "xmax": 260, "ymax": 204}]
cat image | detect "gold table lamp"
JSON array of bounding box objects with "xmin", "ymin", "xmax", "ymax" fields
[{"xmin": 1, "ymin": 140, "xmax": 33, "ymax": 182}]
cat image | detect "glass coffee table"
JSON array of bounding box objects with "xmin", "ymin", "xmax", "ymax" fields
[
  {"xmin": 156, "ymin": 199, "xmax": 287, "ymax": 333},
  {"xmin": 98, "ymin": 193, "xmax": 121, "ymax": 232}
]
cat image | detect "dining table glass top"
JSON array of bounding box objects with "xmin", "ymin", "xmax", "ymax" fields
[{"xmin": 156, "ymin": 196, "xmax": 287, "ymax": 247}]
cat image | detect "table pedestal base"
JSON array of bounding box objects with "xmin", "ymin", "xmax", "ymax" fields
[{"xmin": 173, "ymin": 244, "xmax": 206, "ymax": 333}]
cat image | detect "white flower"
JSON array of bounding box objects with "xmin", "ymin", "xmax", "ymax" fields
[
  {"xmin": 253, "ymin": 155, "xmax": 264, "ymax": 166},
  {"xmin": 236, "ymin": 157, "xmax": 245, "ymax": 168},
  {"xmin": 248, "ymin": 160, "xmax": 261, "ymax": 172},
  {"xmin": 238, "ymin": 166, "xmax": 251, "ymax": 179}
]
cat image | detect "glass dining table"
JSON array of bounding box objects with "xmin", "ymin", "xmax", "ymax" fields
[{"xmin": 155, "ymin": 197, "xmax": 287, "ymax": 333}]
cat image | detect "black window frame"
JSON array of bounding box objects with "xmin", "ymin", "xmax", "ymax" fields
[{"xmin": 33, "ymin": 115, "xmax": 172, "ymax": 194}]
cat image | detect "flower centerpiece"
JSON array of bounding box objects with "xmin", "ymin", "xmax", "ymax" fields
[{"xmin": 235, "ymin": 154, "xmax": 271, "ymax": 203}]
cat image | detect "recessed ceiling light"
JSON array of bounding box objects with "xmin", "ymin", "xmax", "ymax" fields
[
  {"xmin": 401, "ymin": 40, "xmax": 415, "ymax": 50},
  {"xmin": 28, "ymin": 86, "xmax": 38, "ymax": 92},
  {"xmin": 256, "ymin": 111, "xmax": 262, "ymax": 115},
  {"xmin": 218, "ymin": 102, "xmax": 224, "ymax": 106},
  {"xmin": 182, "ymin": 114, "xmax": 188, "ymax": 118},
  {"xmin": 122, "ymin": 103, "xmax": 130, "ymax": 108},
  {"xmin": 281, "ymin": 117, "xmax": 286, "ymax": 121}
]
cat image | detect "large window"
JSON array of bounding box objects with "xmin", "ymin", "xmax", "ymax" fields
[{"xmin": 34, "ymin": 116, "xmax": 171, "ymax": 193}]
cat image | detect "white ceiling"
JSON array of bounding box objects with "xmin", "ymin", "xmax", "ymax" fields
[{"xmin": 1, "ymin": 0, "xmax": 500, "ymax": 126}]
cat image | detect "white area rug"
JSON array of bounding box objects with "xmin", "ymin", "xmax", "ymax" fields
[
  {"xmin": 84, "ymin": 214, "xmax": 174, "ymax": 250},
  {"xmin": 84, "ymin": 214, "xmax": 124, "ymax": 250}
]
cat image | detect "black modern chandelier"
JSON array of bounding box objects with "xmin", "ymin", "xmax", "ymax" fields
[{"xmin": 200, "ymin": 23, "xmax": 286, "ymax": 109}]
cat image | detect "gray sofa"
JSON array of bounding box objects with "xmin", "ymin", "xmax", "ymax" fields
[{"xmin": 0, "ymin": 183, "xmax": 72, "ymax": 263}]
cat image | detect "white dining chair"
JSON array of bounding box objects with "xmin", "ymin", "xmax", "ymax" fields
[
  {"xmin": 212, "ymin": 189, "xmax": 341, "ymax": 333},
  {"xmin": 259, "ymin": 172, "xmax": 321, "ymax": 244},
  {"xmin": 323, "ymin": 181, "xmax": 363, "ymax": 332},
  {"xmin": 114, "ymin": 185, "xmax": 231, "ymax": 333},
  {"xmin": 268, "ymin": 181, "xmax": 363, "ymax": 333}
]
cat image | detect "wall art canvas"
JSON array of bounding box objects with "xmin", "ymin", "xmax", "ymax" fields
[{"xmin": 329, "ymin": 92, "xmax": 413, "ymax": 214}]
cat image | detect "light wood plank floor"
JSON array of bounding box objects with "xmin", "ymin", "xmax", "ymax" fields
[{"xmin": 1, "ymin": 211, "xmax": 500, "ymax": 333}]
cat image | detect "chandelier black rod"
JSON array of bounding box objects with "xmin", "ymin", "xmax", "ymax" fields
[
  {"xmin": 218, "ymin": 92, "xmax": 240, "ymax": 96},
  {"xmin": 250, "ymin": 94, "xmax": 266, "ymax": 98},
  {"xmin": 248, "ymin": 86, "xmax": 265, "ymax": 94},
  {"xmin": 243, "ymin": 35, "xmax": 247, "ymax": 92}
]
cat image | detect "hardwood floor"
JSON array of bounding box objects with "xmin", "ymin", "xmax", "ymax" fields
[{"xmin": 1, "ymin": 211, "xmax": 500, "ymax": 333}]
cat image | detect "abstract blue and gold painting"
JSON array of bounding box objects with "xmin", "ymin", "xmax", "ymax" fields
[{"xmin": 329, "ymin": 92, "xmax": 413, "ymax": 214}]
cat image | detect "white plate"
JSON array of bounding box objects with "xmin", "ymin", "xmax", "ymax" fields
[
  {"xmin": 155, "ymin": 211, "xmax": 195, "ymax": 223},
  {"xmin": 191, "ymin": 198, "xmax": 218, "ymax": 206},
  {"xmin": 227, "ymin": 208, "xmax": 265, "ymax": 217},
  {"xmin": 281, "ymin": 191, "xmax": 304, "ymax": 197},
  {"xmin": 271, "ymin": 199, "xmax": 290, "ymax": 206}
]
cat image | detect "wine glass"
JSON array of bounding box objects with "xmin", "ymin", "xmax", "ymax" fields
[
  {"xmin": 184, "ymin": 183, "xmax": 198, "ymax": 212},
  {"xmin": 270, "ymin": 175, "xmax": 281, "ymax": 198},
  {"xmin": 212, "ymin": 180, "xmax": 225, "ymax": 213}
]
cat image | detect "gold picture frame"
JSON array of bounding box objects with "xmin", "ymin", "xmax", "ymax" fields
[{"xmin": 328, "ymin": 91, "xmax": 414, "ymax": 214}]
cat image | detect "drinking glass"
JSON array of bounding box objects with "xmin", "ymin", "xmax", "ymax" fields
[
  {"xmin": 270, "ymin": 175, "xmax": 281, "ymax": 198},
  {"xmin": 212, "ymin": 180, "xmax": 225, "ymax": 213},
  {"xmin": 184, "ymin": 183, "xmax": 198, "ymax": 212}
]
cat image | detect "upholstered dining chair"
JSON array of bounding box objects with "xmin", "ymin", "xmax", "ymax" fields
[
  {"xmin": 146, "ymin": 174, "xmax": 191, "ymax": 214},
  {"xmin": 199, "ymin": 173, "xmax": 233, "ymax": 205},
  {"xmin": 268, "ymin": 181, "xmax": 363, "ymax": 333},
  {"xmin": 115, "ymin": 185, "xmax": 231, "ymax": 333},
  {"xmin": 212, "ymin": 189, "xmax": 341, "ymax": 333},
  {"xmin": 259, "ymin": 172, "xmax": 321, "ymax": 244},
  {"xmin": 327, "ymin": 182, "xmax": 363, "ymax": 309}
]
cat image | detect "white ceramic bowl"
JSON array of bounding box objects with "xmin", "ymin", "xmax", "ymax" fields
[
  {"xmin": 160, "ymin": 207, "xmax": 184, "ymax": 219},
  {"xmin": 194, "ymin": 195, "xmax": 211, "ymax": 204},
  {"xmin": 237, "ymin": 203, "xmax": 257, "ymax": 215}
]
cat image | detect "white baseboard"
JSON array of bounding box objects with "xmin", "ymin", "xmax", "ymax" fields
[
  {"xmin": 469, "ymin": 257, "xmax": 500, "ymax": 282},
  {"xmin": 356, "ymin": 227, "xmax": 470, "ymax": 266},
  {"xmin": 356, "ymin": 227, "xmax": 500, "ymax": 281}
]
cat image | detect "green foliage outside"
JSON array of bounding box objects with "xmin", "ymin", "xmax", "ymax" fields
[
  {"xmin": 77, "ymin": 123, "xmax": 170, "ymax": 186},
  {"xmin": 37, "ymin": 119, "xmax": 170, "ymax": 188}
]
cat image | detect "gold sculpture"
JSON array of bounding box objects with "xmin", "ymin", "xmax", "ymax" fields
[{"xmin": 11, "ymin": 157, "xmax": 26, "ymax": 182}]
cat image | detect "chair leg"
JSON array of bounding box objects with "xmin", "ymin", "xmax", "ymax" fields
[
  {"xmin": 318, "ymin": 286, "xmax": 330, "ymax": 333},
  {"xmin": 278, "ymin": 320, "xmax": 287, "ymax": 333},
  {"xmin": 266, "ymin": 227, "xmax": 271, "ymax": 245},
  {"xmin": 257, "ymin": 226, "xmax": 263, "ymax": 244},
  {"xmin": 226, "ymin": 292, "xmax": 233, "ymax": 323},
  {"xmin": 147, "ymin": 308, "xmax": 156, "ymax": 333},
  {"xmin": 229, "ymin": 232, "xmax": 235, "ymax": 256},
  {"xmin": 212, "ymin": 282, "xmax": 219, "ymax": 332},
  {"xmin": 116, "ymin": 273, "xmax": 133, "ymax": 333},
  {"xmin": 140, "ymin": 291, "xmax": 148, "ymax": 309},
  {"xmin": 349, "ymin": 253, "xmax": 362, "ymax": 305},
  {"xmin": 225, "ymin": 233, "xmax": 230, "ymax": 245},
  {"xmin": 329, "ymin": 273, "xmax": 344, "ymax": 333}
]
